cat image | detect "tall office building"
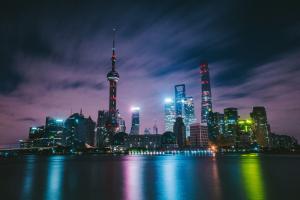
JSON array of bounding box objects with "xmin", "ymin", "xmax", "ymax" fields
[
  {"xmin": 96, "ymin": 110, "xmax": 110, "ymax": 147},
  {"xmin": 117, "ymin": 116, "xmax": 126, "ymax": 133},
  {"xmin": 164, "ymin": 98, "xmax": 176, "ymax": 132},
  {"xmin": 200, "ymin": 62, "xmax": 213, "ymax": 123},
  {"xmin": 224, "ymin": 108, "xmax": 239, "ymax": 137},
  {"xmin": 250, "ymin": 106, "xmax": 270, "ymax": 147},
  {"xmin": 29, "ymin": 126, "xmax": 45, "ymax": 140},
  {"xmin": 190, "ymin": 123, "xmax": 209, "ymax": 148},
  {"xmin": 130, "ymin": 107, "xmax": 140, "ymax": 135},
  {"xmin": 45, "ymin": 117, "xmax": 65, "ymax": 138},
  {"xmin": 64, "ymin": 112, "xmax": 96, "ymax": 146},
  {"xmin": 106, "ymin": 29, "xmax": 120, "ymax": 133},
  {"xmin": 209, "ymin": 112, "xmax": 225, "ymax": 140},
  {"xmin": 183, "ymin": 96, "xmax": 196, "ymax": 137},
  {"xmin": 237, "ymin": 119, "xmax": 253, "ymax": 147},
  {"xmin": 175, "ymin": 84, "xmax": 186, "ymax": 116},
  {"xmin": 173, "ymin": 117, "xmax": 186, "ymax": 148}
]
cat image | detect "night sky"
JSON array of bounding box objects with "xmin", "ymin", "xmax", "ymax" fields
[{"xmin": 1, "ymin": 0, "xmax": 300, "ymax": 145}]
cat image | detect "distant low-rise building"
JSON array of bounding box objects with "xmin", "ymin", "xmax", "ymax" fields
[
  {"xmin": 269, "ymin": 133, "xmax": 298, "ymax": 150},
  {"xmin": 161, "ymin": 131, "xmax": 177, "ymax": 149},
  {"xmin": 190, "ymin": 123, "xmax": 209, "ymax": 148},
  {"xmin": 126, "ymin": 134, "xmax": 162, "ymax": 150}
]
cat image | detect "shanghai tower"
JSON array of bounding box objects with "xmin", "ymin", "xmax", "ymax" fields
[
  {"xmin": 106, "ymin": 29, "xmax": 119, "ymax": 132},
  {"xmin": 200, "ymin": 62, "xmax": 212, "ymax": 123}
]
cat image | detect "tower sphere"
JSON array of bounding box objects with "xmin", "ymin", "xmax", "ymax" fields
[{"xmin": 107, "ymin": 70, "xmax": 119, "ymax": 81}]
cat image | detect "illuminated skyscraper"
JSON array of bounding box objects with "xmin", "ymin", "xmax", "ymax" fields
[
  {"xmin": 237, "ymin": 119, "xmax": 253, "ymax": 147},
  {"xmin": 96, "ymin": 110, "xmax": 110, "ymax": 147},
  {"xmin": 224, "ymin": 107, "xmax": 239, "ymax": 137},
  {"xmin": 200, "ymin": 62, "xmax": 212, "ymax": 123},
  {"xmin": 164, "ymin": 98, "xmax": 176, "ymax": 132},
  {"xmin": 130, "ymin": 107, "xmax": 140, "ymax": 135},
  {"xmin": 45, "ymin": 117, "xmax": 64, "ymax": 138},
  {"xmin": 209, "ymin": 112, "xmax": 225, "ymax": 140},
  {"xmin": 183, "ymin": 97, "xmax": 196, "ymax": 137},
  {"xmin": 65, "ymin": 112, "xmax": 96, "ymax": 146},
  {"xmin": 175, "ymin": 84, "xmax": 186, "ymax": 116},
  {"xmin": 250, "ymin": 106, "xmax": 270, "ymax": 147},
  {"xmin": 106, "ymin": 28, "xmax": 119, "ymax": 133},
  {"xmin": 117, "ymin": 116, "xmax": 126, "ymax": 133}
]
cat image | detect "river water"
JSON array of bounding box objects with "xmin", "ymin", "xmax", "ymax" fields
[{"xmin": 0, "ymin": 154, "xmax": 299, "ymax": 200}]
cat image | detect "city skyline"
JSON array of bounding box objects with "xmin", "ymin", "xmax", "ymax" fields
[{"xmin": 1, "ymin": 1, "xmax": 300, "ymax": 145}]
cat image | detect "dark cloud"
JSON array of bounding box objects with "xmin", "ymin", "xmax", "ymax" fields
[
  {"xmin": 0, "ymin": 66, "xmax": 23, "ymax": 94},
  {"xmin": 47, "ymin": 80, "xmax": 105, "ymax": 91},
  {"xmin": 17, "ymin": 117, "xmax": 38, "ymax": 123}
]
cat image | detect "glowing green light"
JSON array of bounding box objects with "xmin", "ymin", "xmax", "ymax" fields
[{"xmin": 246, "ymin": 119, "xmax": 253, "ymax": 124}]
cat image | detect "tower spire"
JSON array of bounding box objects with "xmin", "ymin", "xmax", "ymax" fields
[
  {"xmin": 112, "ymin": 28, "xmax": 116, "ymax": 71},
  {"xmin": 106, "ymin": 28, "xmax": 120, "ymax": 134}
]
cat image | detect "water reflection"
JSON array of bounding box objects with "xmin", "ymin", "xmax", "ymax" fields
[
  {"xmin": 4, "ymin": 154, "xmax": 298, "ymax": 200},
  {"xmin": 45, "ymin": 156, "xmax": 65, "ymax": 200},
  {"xmin": 211, "ymin": 158, "xmax": 222, "ymax": 199},
  {"xmin": 123, "ymin": 156, "xmax": 143, "ymax": 200},
  {"xmin": 240, "ymin": 154, "xmax": 265, "ymax": 200},
  {"xmin": 160, "ymin": 158, "xmax": 176, "ymax": 200},
  {"xmin": 21, "ymin": 155, "xmax": 36, "ymax": 199}
]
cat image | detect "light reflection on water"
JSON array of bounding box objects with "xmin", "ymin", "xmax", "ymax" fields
[
  {"xmin": 161, "ymin": 157, "xmax": 177, "ymax": 200},
  {"xmin": 45, "ymin": 156, "xmax": 65, "ymax": 200},
  {"xmin": 1, "ymin": 154, "xmax": 298, "ymax": 200},
  {"xmin": 21, "ymin": 155, "xmax": 36, "ymax": 199},
  {"xmin": 123, "ymin": 156, "xmax": 143, "ymax": 200},
  {"xmin": 211, "ymin": 157, "xmax": 222, "ymax": 200},
  {"xmin": 240, "ymin": 154, "xmax": 265, "ymax": 200}
]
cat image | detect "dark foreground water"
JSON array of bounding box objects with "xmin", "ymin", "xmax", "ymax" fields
[{"xmin": 0, "ymin": 154, "xmax": 299, "ymax": 200}]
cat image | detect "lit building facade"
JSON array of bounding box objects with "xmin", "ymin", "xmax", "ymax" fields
[
  {"xmin": 64, "ymin": 112, "xmax": 96, "ymax": 146},
  {"xmin": 224, "ymin": 108, "xmax": 239, "ymax": 137},
  {"xmin": 190, "ymin": 123, "xmax": 209, "ymax": 148},
  {"xmin": 237, "ymin": 119, "xmax": 254, "ymax": 147},
  {"xmin": 126, "ymin": 134, "xmax": 162, "ymax": 150},
  {"xmin": 200, "ymin": 62, "xmax": 212, "ymax": 123},
  {"xmin": 44, "ymin": 116, "xmax": 65, "ymax": 145},
  {"xmin": 164, "ymin": 98, "xmax": 176, "ymax": 132},
  {"xmin": 250, "ymin": 106, "xmax": 270, "ymax": 148},
  {"xmin": 96, "ymin": 110, "xmax": 110, "ymax": 147},
  {"xmin": 117, "ymin": 115, "xmax": 126, "ymax": 133},
  {"xmin": 29, "ymin": 126, "xmax": 45, "ymax": 140},
  {"xmin": 209, "ymin": 112, "xmax": 225, "ymax": 140},
  {"xmin": 183, "ymin": 96, "xmax": 196, "ymax": 137},
  {"xmin": 130, "ymin": 107, "xmax": 140, "ymax": 135},
  {"xmin": 174, "ymin": 84, "xmax": 186, "ymax": 117}
]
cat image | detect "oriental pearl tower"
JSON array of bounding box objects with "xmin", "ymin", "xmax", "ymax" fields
[{"xmin": 106, "ymin": 28, "xmax": 119, "ymax": 133}]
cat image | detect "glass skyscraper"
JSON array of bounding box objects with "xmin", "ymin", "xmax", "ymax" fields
[
  {"xmin": 224, "ymin": 107, "xmax": 239, "ymax": 137},
  {"xmin": 209, "ymin": 112, "xmax": 225, "ymax": 140},
  {"xmin": 250, "ymin": 106, "xmax": 270, "ymax": 147},
  {"xmin": 200, "ymin": 62, "xmax": 212, "ymax": 123},
  {"xmin": 183, "ymin": 97, "xmax": 196, "ymax": 137},
  {"xmin": 130, "ymin": 107, "xmax": 140, "ymax": 135},
  {"xmin": 164, "ymin": 98, "xmax": 176, "ymax": 132},
  {"xmin": 175, "ymin": 84, "xmax": 186, "ymax": 117}
]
